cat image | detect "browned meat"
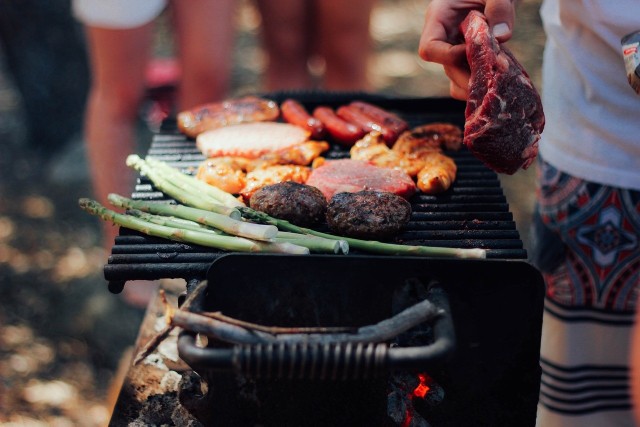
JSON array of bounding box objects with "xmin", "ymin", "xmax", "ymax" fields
[
  {"xmin": 305, "ymin": 159, "xmax": 417, "ymax": 201},
  {"xmin": 280, "ymin": 99, "xmax": 326, "ymax": 139},
  {"xmin": 240, "ymin": 165, "xmax": 311, "ymax": 202},
  {"xmin": 313, "ymin": 106, "xmax": 365, "ymax": 146},
  {"xmin": 177, "ymin": 96, "xmax": 280, "ymax": 138},
  {"xmin": 195, "ymin": 157, "xmax": 249, "ymax": 194},
  {"xmin": 347, "ymin": 101, "xmax": 409, "ymax": 144},
  {"xmin": 351, "ymin": 132, "xmax": 458, "ymax": 194},
  {"xmin": 416, "ymin": 152, "xmax": 457, "ymax": 194},
  {"xmin": 247, "ymin": 141, "xmax": 330, "ymax": 171},
  {"xmin": 249, "ymin": 181, "xmax": 327, "ymax": 227},
  {"xmin": 350, "ymin": 132, "xmax": 424, "ymax": 177},
  {"xmin": 326, "ymin": 191, "xmax": 412, "ymax": 240},
  {"xmin": 461, "ymin": 11, "xmax": 544, "ymax": 174},
  {"xmin": 393, "ymin": 123, "xmax": 463, "ymax": 156}
]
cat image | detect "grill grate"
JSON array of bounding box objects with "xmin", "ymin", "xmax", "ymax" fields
[{"xmin": 105, "ymin": 95, "xmax": 527, "ymax": 291}]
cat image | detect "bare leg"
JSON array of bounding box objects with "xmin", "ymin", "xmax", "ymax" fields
[
  {"xmin": 83, "ymin": 24, "xmax": 155, "ymax": 249},
  {"xmin": 315, "ymin": 0, "xmax": 376, "ymax": 90},
  {"xmin": 256, "ymin": 0, "xmax": 313, "ymax": 91},
  {"xmin": 170, "ymin": 0, "xmax": 236, "ymax": 107}
]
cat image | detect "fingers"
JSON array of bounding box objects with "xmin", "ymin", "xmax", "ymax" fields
[
  {"xmin": 418, "ymin": 2, "xmax": 464, "ymax": 66},
  {"xmin": 485, "ymin": 0, "xmax": 516, "ymax": 42},
  {"xmin": 445, "ymin": 65, "xmax": 470, "ymax": 100},
  {"xmin": 419, "ymin": 1, "xmax": 470, "ymax": 99},
  {"xmin": 418, "ymin": 0, "xmax": 517, "ymax": 99}
]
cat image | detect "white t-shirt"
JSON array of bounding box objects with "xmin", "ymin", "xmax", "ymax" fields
[
  {"xmin": 72, "ymin": 0, "xmax": 167, "ymax": 29},
  {"xmin": 539, "ymin": 0, "xmax": 640, "ymax": 190}
]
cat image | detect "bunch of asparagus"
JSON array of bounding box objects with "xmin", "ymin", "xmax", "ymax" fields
[{"xmin": 78, "ymin": 155, "xmax": 486, "ymax": 259}]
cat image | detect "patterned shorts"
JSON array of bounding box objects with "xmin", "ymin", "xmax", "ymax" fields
[{"xmin": 531, "ymin": 159, "xmax": 640, "ymax": 311}]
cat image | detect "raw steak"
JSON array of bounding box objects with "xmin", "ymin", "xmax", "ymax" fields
[
  {"xmin": 461, "ymin": 10, "xmax": 545, "ymax": 174},
  {"xmin": 306, "ymin": 159, "xmax": 417, "ymax": 201}
]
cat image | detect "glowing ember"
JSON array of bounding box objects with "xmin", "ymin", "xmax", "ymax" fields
[
  {"xmin": 160, "ymin": 290, "xmax": 176, "ymax": 324},
  {"xmin": 412, "ymin": 373, "xmax": 431, "ymax": 399}
]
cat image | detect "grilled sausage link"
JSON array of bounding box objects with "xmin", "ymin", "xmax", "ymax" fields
[
  {"xmin": 336, "ymin": 105, "xmax": 399, "ymax": 145},
  {"xmin": 349, "ymin": 101, "xmax": 409, "ymax": 143},
  {"xmin": 281, "ymin": 99, "xmax": 326, "ymax": 139},
  {"xmin": 178, "ymin": 96, "xmax": 280, "ymax": 138},
  {"xmin": 312, "ymin": 106, "xmax": 365, "ymax": 146}
]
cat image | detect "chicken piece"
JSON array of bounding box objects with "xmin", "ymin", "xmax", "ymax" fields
[
  {"xmin": 393, "ymin": 123, "xmax": 463, "ymax": 158},
  {"xmin": 350, "ymin": 132, "xmax": 424, "ymax": 177},
  {"xmin": 196, "ymin": 157, "xmax": 249, "ymax": 194},
  {"xmin": 311, "ymin": 157, "xmax": 326, "ymax": 169},
  {"xmin": 239, "ymin": 165, "xmax": 311, "ymax": 202},
  {"xmin": 416, "ymin": 151, "xmax": 457, "ymax": 194},
  {"xmin": 248, "ymin": 141, "xmax": 330, "ymax": 171}
]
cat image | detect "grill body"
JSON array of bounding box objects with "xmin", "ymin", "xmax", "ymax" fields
[{"xmin": 178, "ymin": 255, "xmax": 543, "ymax": 427}]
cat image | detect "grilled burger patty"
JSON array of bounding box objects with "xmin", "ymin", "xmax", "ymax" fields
[
  {"xmin": 249, "ymin": 181, "xmax": 327, "ymax": 227},
  {"xmin": 326, "ymin": 190, "xmax": 412, "ymax": 240}
]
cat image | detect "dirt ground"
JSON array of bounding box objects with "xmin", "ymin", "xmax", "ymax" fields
[{"xmin": 0, "ymin": 1, "xmax": 544, "ymax": 425}]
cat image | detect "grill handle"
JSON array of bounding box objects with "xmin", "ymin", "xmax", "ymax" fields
[{"xmin": 178, "ymin": 286, "xmax": 455, "ymax": 379}]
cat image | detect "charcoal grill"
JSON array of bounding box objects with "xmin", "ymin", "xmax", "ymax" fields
[{"xmin": 104, "ymin": 93, "xmax": 545, "ymax": 426}]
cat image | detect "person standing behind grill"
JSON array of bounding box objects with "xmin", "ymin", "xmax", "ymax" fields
[
  {"xmin": 73, "ymin": 0, "xmax": 237, "ymax": 307},
  {"xmin": 419, "ymin": 0, "xmax": 640, "ymax": 426},
  {"xmin": 73, "ymin": 0, "xmax": 236, "ymax": 249},
  {"xmin": 255, "ymin": 0, "xmax": 376, "ymax": 91}
]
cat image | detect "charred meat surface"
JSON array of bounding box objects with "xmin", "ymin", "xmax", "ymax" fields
[
  {"xmin": 280, "ymin": 98, "xmax": 326, "ymax": 139},
  {"xmin": 393, "ymin": 123, "xmax": 463, "ymax": 155},
  {"xmin": 250, "ymin": 181, "xmax": 327, "ymax": 227},
  {"xmin": 196, "ymin": 157, "xmax": 250, "ymax": 194},
  {"xmin": 177, "ymin": 96, "xmax": 280, "ymax": 138},
  {"xmin": 416, "ymin": 151, "xmax": 457, "ymax": 194},
  {"xmin": 326, "ymin": 190, "xmax": 412, "ymax": 240},
  {"xmin": 461, "ymin": 10, "xmax": 544, "ymax": 174},
  {"xmin": 240, "ymin": 165, "xmax": 311, "ymax": 202}
]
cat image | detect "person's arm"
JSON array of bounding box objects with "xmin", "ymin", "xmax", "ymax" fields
[{"xmin": 418, "ymin": 0, "xmax": 517, "ymax": 100}]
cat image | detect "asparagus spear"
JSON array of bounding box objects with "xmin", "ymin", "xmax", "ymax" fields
[
  {"xmin": 145, "ymin": 156, "xmax": 245, "ymax": 208},
  {"xmin": 108, "ymin": 193, "xmax": 278, "ymax": 242},
  {"xmin": 126, "ymin": 154, "xmax": 241, "ymax": 218},
  {"xmin": 127, "ymin": 208, "xmax": 343, "ymax": 254},
  {"xmin": 126, "ymin": 209, "xmax": 223, "ymax": 234},
  {"xmin": 80, "ymin": 198, "xmax": 262, "ymax": 253},
  {"xmin": 240, "ymin": 207, "xmax": 487, "ymax": 259}
]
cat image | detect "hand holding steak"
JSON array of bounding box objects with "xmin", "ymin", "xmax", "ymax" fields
[{"xmin": 461, "ymin": 10, "xmax": 545, "ymax": 174}]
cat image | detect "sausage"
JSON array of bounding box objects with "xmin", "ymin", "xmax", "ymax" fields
[
  {"xmin": 349, "ymin": 101, "xmax": 409, "ymax": 140},
  {"xmin": 312, "ymin": 106, "xmax": 365, "ymax": 146},
  {"xmin": 280, "ymin": 99, "xmax": 326, "ymax": 139},
  {"xmin": 177, "ymin": 96, "xmax": 280, "ymax": 138},
  {"xmin": 336, "ymin": 105, "xmax": 398, "ymax": 145}
]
